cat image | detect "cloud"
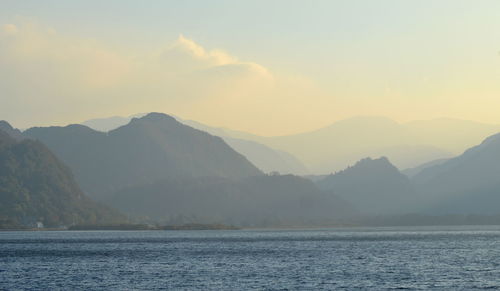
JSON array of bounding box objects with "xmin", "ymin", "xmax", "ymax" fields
[{"xmin": 0, "ymin": 21, "xmax": 327, "ymax": 134}]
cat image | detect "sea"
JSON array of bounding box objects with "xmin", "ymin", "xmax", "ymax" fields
[{"xmin": 1, "ymin": 226, "xmax": 500, "ymax": 290}]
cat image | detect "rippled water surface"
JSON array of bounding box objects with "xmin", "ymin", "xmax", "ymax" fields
[{"xmin": 1, "ymin": 226, "xmax": 500, "ymax": 290}]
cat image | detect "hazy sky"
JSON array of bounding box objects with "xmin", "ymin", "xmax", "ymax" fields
[{"xmin": 1, "ymin": 0, "xmax": 499, "ymax": 135}]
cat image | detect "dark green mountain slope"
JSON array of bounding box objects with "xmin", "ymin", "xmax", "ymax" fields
[{"xmin": 0, "ymin": 126, "xmax": 123, "ymax": 228}]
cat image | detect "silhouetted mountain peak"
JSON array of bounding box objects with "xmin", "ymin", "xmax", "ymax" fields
[
  {"xmin": 341, "ymin": 156, "xmax": 400, "ymax": 176},
  {"xmin": 0, "ymin": 120, "xmax": 24, "ymax": 141},
  {"xmin": 137, "ymin": 112, "xmax": 178, "ymax": 123},
  {"xmin": 317, "ymin": 156, "xmax": 414, "ymax": 215},
  {"xmin": 120, "ymin": 112, "xmax": 188, "ymax": 133},
  {"xmin": 81, "ymin": 113, "xmax": 308, "ymax": 175},
  {"xmin": 0, "ymin": 120, "xmax": 14, "ymax": 131},
  {"xmin": 65, "ymin": 124, "xmax": 99, "ymax": 133},
  {"xmin": 356, "ymin": 156, "xmax": 390, "ymax": 165}
]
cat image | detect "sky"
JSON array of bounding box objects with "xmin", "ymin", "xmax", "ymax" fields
[{"xmin": 1, "ymin": 0, "xmax": 500, "ymax": 135}]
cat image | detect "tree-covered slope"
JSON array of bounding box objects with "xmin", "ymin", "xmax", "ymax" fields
[
  {"xmin": 0, "ymin": 126, "xmax": 123, "ymax": 228},
  {"xmin": 105, "ymin": 174, "xmax": 354, "ymax": 227}
]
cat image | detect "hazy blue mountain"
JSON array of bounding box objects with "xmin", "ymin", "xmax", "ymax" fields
[
  {"xmin": 316, "ymin": 157, "xmax": 415, "ymax": 215},
  {"xmin": 172, "ymin": 118, "xmax": 308, "ymax": 174},
  {"xmin": 81, "ymin": 114, "xmax": 308, "ymax": 175},
  {"xmin": 81, "ymin": 113, "xmax": 146, "ymax": 132},
  {"xmin": 184, "ymin": 116, "xmax": 495, "ymax": 174},
  {"xmin": 187, "ymin": 117, "xmax": 500, "ymax": 174},
  {"xmin": 0, "ymin": 120, "xmax": 25, "ymax": 141},
  {"xmin": 220, "ymin": 137, "xmax": 307, "ymax": 174},
  {"xmin": 177, "ymin": 118, "xmax": 262, "ymax": 143},
  {"xmin": 402, "ymin": 158, "xmax": 450, "ymax": 178},
  {"xmin": 250, "ymin": 116, "xmax": 491, "ymax": 173},
  {"xmin": 105, "ymin": 174, "xmax": 355, "ymax": 227},
  {"xmin": 25, "ymin": 113, "xmax": 261, "ymax": 198},
  {"xmin": 412, "ymin": 132, "xmax": 500, "ymax": 214},
  {"xmin": 0, "ymin": 124, "xmax": 123, "ymax": 228},
  {"xmin": 50, "ymin": 115, "xmax": 500, "ymax": 175}
]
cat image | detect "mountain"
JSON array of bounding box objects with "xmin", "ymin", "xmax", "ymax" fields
[
  {"xmin": 316, "ymin": 157, "xmax": 415, "ymax": 215},
  {"xmin": 105, "ymin": 174, "xmax": 355, "ymax": 227},
  {"xmin": 25, "ymin": 113, "xmax": 262, "ymax": 198},
  {"xmin": 250, "ymin": 116, "xmax": 499, "ymax": 173},
  {"xmin": 176, "ymin": 118, "xmax": 262, "ymax": 144},
  {"xmin": 81, "ymin": 114, "xmax": 308, "ymax": 175},
  {"xmin": 184, "ymin": 116, "xmax": 500, "ymax": 174},
  {"xmin": 402, "ymin": 158, "xmax": 449, "ymax": 178},
  {"xmin": 81, "ymin": 114, "xmax": 500, "ymax": 179},
  {"xmin": 176, "ymin": 118, "xmax": 309, "ymax": 174},
  {"xmin": 215, "ymin": 137, "xmax": 307, "ymax": 174},
  {"xmin": 412, "ymin": 132, "xmax": 500, "ymax": 214},
  {"xmin": 0, "ymin": 124, "xmax": 123, "ymax": 228},
  {"xmin": 80, "ymin": 115, "xmax": 500, "ymax": 174},
  {"xmin": 0, "ymin": 120, "xmax": 25, "ymax": 141}
]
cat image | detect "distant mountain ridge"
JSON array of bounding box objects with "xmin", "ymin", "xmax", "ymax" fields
[
  {"xmin": 0, "ymin": 120, "xmax": 25, "ymax": 141},
  {"xmin": 314, "ymin": 132, "xmax": 500, "ymax": 216},
  {"xmin": 316, "ymin": 157, "xmax": 415, "ymax": 215},
  {"xmin": 0, "ymin": 123, "xmax": 123, "ymax": 228},
  {"xmin": 252, "ymin": 116, "xmax": 500, "ymax": 174},
  {"xmin": 402, "ymin": 158, "xmax": 449, "ymax": 178},
  {"xmin": 81, "ymin": 114, "xmax": 308, "ymax": 175},
  {"xmin": 81, "ymin": 114, "xmax": 500, "ymax": 175},
  {"xmin": 81, "ymin": 113, "xmax": 147, "ymax": 132},
  {"xmin": 26, "ymin": 113, "xmax": 262, "ymax": 198}
]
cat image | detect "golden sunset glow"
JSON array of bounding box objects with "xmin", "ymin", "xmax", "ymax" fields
[{"xmin": 1, "ymin": 1, "xmax": 500, "ymax": 136}]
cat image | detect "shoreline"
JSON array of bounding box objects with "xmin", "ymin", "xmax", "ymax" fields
[{"xmin": 3, "ymin": 224, "xmax": 500, "ymax": 232}]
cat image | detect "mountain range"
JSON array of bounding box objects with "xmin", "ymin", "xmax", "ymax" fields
[
  {"xmin": 253, "ymin": 116, "xmax": 500, "ymax": 174},
  {"xmin": 27, "ymin": 113, "xmax": 262, "ymax": 198},
  {"xmin": 82, "ymin": 114, "xmax": 308, "ymax": 175},
  {"xmin": 83, "ymin": 114, "xmax": 500, "ymax": 174},
  {"xmin": 24, "ymin": 113, "xmax": 351, "ymax": 226},
  {"xmin": 314, "ymin": 131, "xmax": 500, "ymax": 216},
  {"xmin": 3, "ymin": 111, "xmax": 500, "ymax": 228}
]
